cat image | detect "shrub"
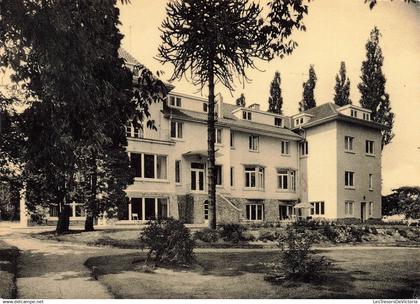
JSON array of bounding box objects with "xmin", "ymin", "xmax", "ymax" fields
[
  {"xmin": 265, "ymin": 226, "xmax": 331, "ymax": 283},
  {"xmin": 242, "ymin": 230, "xmax": 256, "ymax": 242},
  {"xmin": 140, "ymin": 218, "xmax": 195, "ymax": 265},
  {"xmin": 258, "ymin": 229, "xmax": 279, "ymax": 242},
  {"xmin": 218, "ymin": 223, "xmax": 246, "ymax": 243},
  {"xmin": 346, "ymin": 225, "xmax": 364, "ymax": 242},
  {"xmin": 322, "ymin": 223, "xmax": 340, "ymax": 242},
  {"xmin": 193, "ymin": 228, "xmax": 219, "ymax": 243}
]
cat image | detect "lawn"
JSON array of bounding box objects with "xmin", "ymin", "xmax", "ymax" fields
[{"xmin": 85, "ymin": 248, "xmax": 420, "ymax": 299}]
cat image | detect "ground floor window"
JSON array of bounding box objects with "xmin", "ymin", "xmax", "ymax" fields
[
  {"xmin": 368, "ymin": 202, "xmax": 373, "ymax": 217},
  {"xmin": 49, "ymin": 202, "xmax": 85, "ymax": 218},
  {"xmin": 204, "ymin": 200, "xmax": 209, "ymax": 222},
  {"xmin": 246, "ymin": 203, "xmax": 264, "ymax": 221},
  {"xmin": 279, "ymin": 204, "xmax": 295, "ymax": 220},
  {"xmin": 128, "ymin": 197, "xmax": 169, "ymax": 221},
  {"xmin": 310, "ymin": 201, "xmax": 325, "ymax": 216},
  {"xmin": 345, "ymin": 201, "xmax": 354, "ymax": 217}
]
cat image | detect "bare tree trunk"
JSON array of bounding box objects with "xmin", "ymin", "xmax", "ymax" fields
[
  {"xmin": 56, "ymin": 201, "xmax": 70, "ymax": 234},
  {"xmin": 207, "ymin": 66, "xmax": 217, "ymax": 230}
]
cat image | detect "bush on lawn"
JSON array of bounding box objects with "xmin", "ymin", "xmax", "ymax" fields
[
  {"xmin": 258, "ymin": 229, "xmax": 280, "ymax": 242},
  {"xmin": 193, "ymin": 228, "xmax": 220, "ymax": 243},
  {"xmin": 140, "ymin": 218, "xmax": 195, "ymax": 265},
  {"xmin": 265, "ymin": 226, "xmax": 331, "ymax": 283},
  {"xmin": 217, "ymin": 223, "xmax": 246, "ymax": 243}
]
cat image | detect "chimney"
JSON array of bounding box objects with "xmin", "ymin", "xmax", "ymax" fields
[{"xmin": 248, "ymin": 103, "xmax": 260, "ymax": 111}]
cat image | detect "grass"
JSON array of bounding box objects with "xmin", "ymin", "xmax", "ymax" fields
[
  {"xmin": 85, "ymin": 248, "xmax": 420, "ymax": 299},
  {"xmin": 0, "ymin": 241, "xmax": 18, "ymax": 299}
]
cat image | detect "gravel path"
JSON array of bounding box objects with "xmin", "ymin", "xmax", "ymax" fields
[{"xmin": 1, "ymin": 231, "xmax": 135, "ymax": 299}]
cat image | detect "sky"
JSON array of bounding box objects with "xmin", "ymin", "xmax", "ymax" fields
[{"xmin": 117, "ymin": 0, "xmax": 420, "ymax": 194}]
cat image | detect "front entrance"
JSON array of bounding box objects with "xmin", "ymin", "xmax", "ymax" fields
[
  {"xmin": 191, "ymin": 163, "xmax": 205, "ymax": 191},
  {"xmin": 361, "ymin": 202, "xmax": 366, "ymax": 222}
]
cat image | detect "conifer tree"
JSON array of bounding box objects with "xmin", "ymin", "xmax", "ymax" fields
[
  {"xmin": 299, "ymin": 65, "xmax": 317, "ymax": 112},
  {"xmin": 358, "ymin": 27, "xmax": 394, "ymax": 149},
  {"xmin": 236, "ymin": 94, "xmax": 246, "ymax": 107},
  {"xmin": 268, "ymin": 71, "xmax": 283, "ymax": 114},
  {"xmin": 333, "ymin": 62, "xmax": 352, "ymax": 106}
]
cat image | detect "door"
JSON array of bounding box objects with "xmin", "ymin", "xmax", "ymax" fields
[
  {"xmin": 361, "ymin": 202, "xmax": 366, "ymax": 222},
  {"xmin": 191, "ymin": 163, "xmax": 205, "ymax": 191}
]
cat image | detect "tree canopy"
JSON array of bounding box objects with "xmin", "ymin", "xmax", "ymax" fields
[
  {"xmin": 299, "ymin": 65, "xmax": 317, "ymax": 112},
  {"xmin": 267, "ymin": 71, "xmax": 283, "ymax": 115},
  {"xmin": 358, "ymin": 27, "xmax": 394, "ymax": 149},
  {"xmin": 333, "ymin": 62, "xmax": 352, "ymax": 106}
]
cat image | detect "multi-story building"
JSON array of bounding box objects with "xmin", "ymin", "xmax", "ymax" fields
[{"xmin": 19, "ymin": 50, "xmax": 384, "ymax": 225}]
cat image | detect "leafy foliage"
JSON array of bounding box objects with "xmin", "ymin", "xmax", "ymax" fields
[
  {"xmin": 236, "ymin": 93, "xmax": 246, "ymax": 107},
  {"xmin": 140, "ymin": 218, "xmax": 195, "ymax": 265},
  {"xmin": 299, "ymin": 65, "xmax": 317, "ymax": 112},
  {"xmin": 267, "ymin": 71, "xmax": 283, "ymax": 114},
  {"xmin": 218, "ymin": 223, "xmax": 247, "ymax": 243},
  {"xmin": 384, "ymin": 187, "xmax": 420, "ymax": 220},
  {"xmin": 193, "ymin": 228, "xmax": 220, "ymax": 243},
  {"xmin": 333, "ymin": 62, "xmax": 352, "ymax": 106},
  {"xmin": 265, "ymin": 226, "xmax": 331, "ymax": 283},
  {"xmin": 358, "ymin": 27, "xmax": 394, "ymax": 149}
]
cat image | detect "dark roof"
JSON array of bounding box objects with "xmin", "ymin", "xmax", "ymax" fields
[
  {"xmin": 297, "ymin": 102, "xmax": 385, "ymax": 130},
  {"xmin": 167, "ymin": 103, "xmax": 302, "ymax": 140},
  {"xmin": 118, "ymin": 48, "xmax": 142, "ymax": 66}
]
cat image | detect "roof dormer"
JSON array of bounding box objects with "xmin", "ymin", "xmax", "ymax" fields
[
  {"xmin": 337, "ymin": 104, "xmax": 371, "ymax": 121},
  {"xmin": 292, "ymin": 113, "xmax": 314, "ymax": 128}
]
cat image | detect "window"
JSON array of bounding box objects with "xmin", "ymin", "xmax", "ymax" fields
[
  {"xmin": 368, "ymin": 202, "xmax": 373, "ymax": 217},
  {"xmin": 362, "ymin": 112, "xmax": 370, "ymax": 120},
  {"xmin": 249, "ymin": 135, "xmax": 259, "ymax": 151},
  {"xmin": 130, "ymin": 153, "xmax": 142, "ymax": 177},
  {"xmin": 215, "ymin": 165, "xmax": 222, "ymax": 186},
  {"xmin": 230, "ymin": 130, "xmax": 235, "ymax": 148},
  {"xmin": 369, "ymin": 174, "xmax": 373, "ymax": 190},
  {"xmin": 274, "ymin": 117, "xmax": 282, "ymax": 127},
  {"xmin": 175, "ymin": 160, "xmax": 181, "ymax": 183},
  {"xmin": 203, "ymin": 103, "xmax": 208, "ymax": 112},
  {"xmin": 216, "ymin": 128, "xmax": 222, "ymax": 144},
  {"xmin": 169, "ymin": 96, "xmax": 181, "ymax": 107},
  {"xmin": 246, "ymin": 204, "xmax": 264, "ymax": 221},
  {"xmin": 345, "ymin": 171, "xmax": 354, "ymax": 188},
  {"xmin": 74, "ymin": 204, "xmax": 86, "ymax": 217},
  {"xmin": 300, "ymin": 118, "xmax": 303, "ymax": 124},
  {"xmin": 344, "ymin": 136, "xmax": 354, "ymax": 152},
  {"xmin": 277, "ymin": 170, "xmax": 296, "ymax": 191},
  {"xmin": 133, "ymin": 124, "xmax": 143, "ymax": 138},
  {"xmin": 126, "ymin": 122, "xmax": 132, "ymax": 137},
  {"xmin": 310, "ymin": 201, "xmax": 325, "ymax": 216},
  {"xmin": 300, "ymin": 141, "xmax": 308, "ymax": 156},
  {"xmin": 170, "ymin": 121, "xmax": 183, "ymax": 139},
  {"xmin": 191, "ymin": 162, "xmax": 205, "ymax": 191},
  {"xmin": 345, "ymin": 201, "xmax": 354, "ymax": 216},
  {"xmin": 130, "ymin": 153, "xmax": 167, "ymax": 180},
  {"xmin": 230, "ymin": 167, "xmax": 234, "ymax": 187},
  {"xmin": 281, "ymin": 140, "xmax": 289, "ymax": 155},
  {"xmin": 242, "ymin": 111, "xmax": 252, "ymax": 120},
  {"xmin": 295, "ymin": 119, "xmax": 299, "ymax": 126},
  {"xmin": 129, "ymin": 197, "xmax": 169, "ymax": 221},
  {"xmin": 279, "ymin": 205, "xmax": 295, "ymax": 220},
  {"xmin": 351, "ymin": 109, "xmax": 358, "ymax": 118},
  {"xmin": 365, "ymin": 140, "xmax": 374, "ymax": 155},
  {"xmin": 204, "ymin": 201, "xmax": 209, "ymax": 221},
  {"xmin": 277, "ymin": 170, "xmax": 288, "ymax": 190},
  {"xmin": 244, "ymin": 166, "xmax": 264, "ymax": 189}
]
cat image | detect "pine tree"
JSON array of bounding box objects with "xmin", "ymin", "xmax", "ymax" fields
[
  {"xmin": 358, "ymin": 27, "xmax": 394, "ymax": 149},
  {"xmin": 267, "ymin": 71, "xmax": 283, "ymax": 114},
  {"xmin": 236, "ymin": 94, "xmax": 246, "ymax": 107},
  {"xmin": 334, "ymin": 62, "xmax": 352, "ymax": 106},
  {"xmin": 299, "ymin": 65, "xmax": 317, "ymax": 112}
]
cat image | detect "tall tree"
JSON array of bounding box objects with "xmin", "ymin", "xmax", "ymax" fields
[
  {"xmin": 358, "ymin": 27, "xmax": 394, "ymax": 149},
  {"xmin": 0, "ymin": 0, "xmax": 164, "ymax": 233},
  {"xmin": 159, "ymin": 0, "xmax": 308, "ymax": 229},
  {"xmin": 267, "ymin": 71, "xmax": 283, "ymax": 114},
  {"xmin": 299, "ymin": 65, "xmax": 317, "ymax": 112},
  {"xmin": 333, "ymin": 61, "xmax": 352, "ymax": 106},
  {"xmin": 236, "ymin": 94, "xmax": 246, "ymax": 107}
]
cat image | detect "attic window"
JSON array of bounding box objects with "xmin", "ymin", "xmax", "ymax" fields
[
  {"xmin": 274, "ymin": 117, "xmax": 282, "ymax": 127},
  {"xmin": 351, "ymin": 109, "xmax": 358, "ymax": 118},
  {"xmin": 242, "ymin": 111, "xmax": 252, "ymax": 121},
  {"xmin": 169, "ymin": 96, "xmax": 182, "ymax": 107}
]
